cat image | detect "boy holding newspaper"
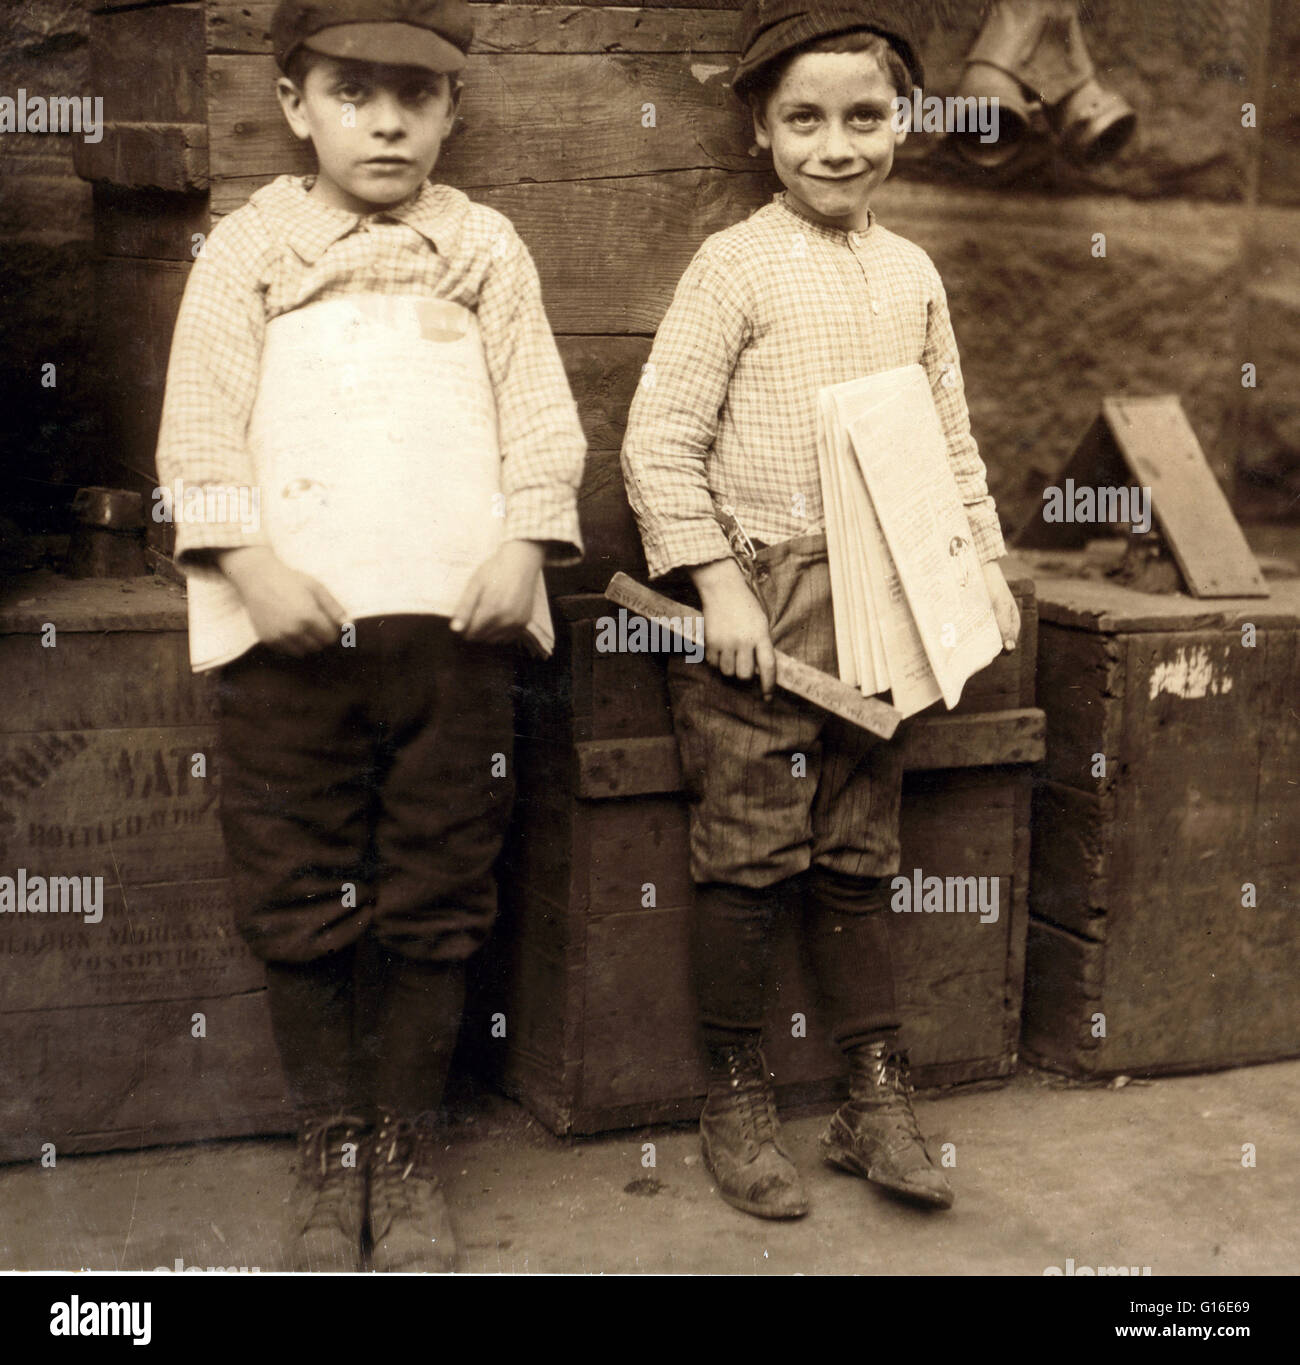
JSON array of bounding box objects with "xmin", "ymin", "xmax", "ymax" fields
[
  {"xmin": 155, "ymin": 0, "xmax": 584, "ymax": 1270},
  {"xmin": 621, "ymin": 0, "xmax": 1019, "ymax": 1220}
]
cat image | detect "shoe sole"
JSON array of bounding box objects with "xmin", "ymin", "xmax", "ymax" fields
[
  {"xmin": 820, "ymin": 1136, "xmax": 954, "ymax": 1210},
  {"xmin": 715, "ymin": 1186, "xmax": 810, "ymax": 1219}
]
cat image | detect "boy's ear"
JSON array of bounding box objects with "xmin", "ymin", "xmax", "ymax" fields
[
  {"xmin": 751, "ymin": 100, "xmax": 773, "ymax": 152},
  {"xmin": 276, "ymin": 76, "xmax": 311, "ymax": 142}
]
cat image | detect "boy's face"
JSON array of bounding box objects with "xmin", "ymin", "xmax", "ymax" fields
[
  {"xmin": 753, "ymin": 51, "xmax": 907, "ymax": 233},
  {"xmin": 277, "ymin": 53, "xmax": 460, "ymax": 215}
]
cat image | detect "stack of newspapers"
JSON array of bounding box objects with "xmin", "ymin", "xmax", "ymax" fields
[
  {"xmin": 184, "ymin": 294, "xmax": 554, "ymax": 671},
  {"xmin": 815, "ymin": 363, "xmax": 1003, "ymax": 720}
]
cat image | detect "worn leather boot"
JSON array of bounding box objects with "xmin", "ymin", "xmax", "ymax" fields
[
  {"xmin": 821, "ymin": 1041, "xmax": 953, "ymax": 1208},
  {"xmin": 286, "ymin": 1114, "xmax": 369, "ymax": 1271},
  {"xmin": 700, "ymin": 1041, "xmax": 809, "ymax": 1220},
  {"xmin": 367, "ymin": 1108, "xmax": 459, "ymax": 1272}
]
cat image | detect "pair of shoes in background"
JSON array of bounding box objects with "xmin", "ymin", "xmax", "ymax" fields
[
  {"xmin": 700, "ymin": 1039, "xmax": 953, "ymax": 1219},
  {"xmin": 285, "ymin": 1110, "xmax": 458, "ymax": 1271}
]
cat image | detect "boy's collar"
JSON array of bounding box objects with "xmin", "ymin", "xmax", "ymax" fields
[
  {"xmin": 772, "ymin": 190, "xmax": 876, "ymax": 241},
  {"xmin": 257, "ymin": 175, "xmax": 450, "ymax": 263}
]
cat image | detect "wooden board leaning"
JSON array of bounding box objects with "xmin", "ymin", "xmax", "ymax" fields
[{"xmin": 604, "ymin": 572, "xmax": 903, "ymax": 741}]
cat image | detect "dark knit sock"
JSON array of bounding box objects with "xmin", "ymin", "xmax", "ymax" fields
[
  {"xmin": 367, "ymin": 951, "xmax": 467, "ymax": 1122},
  {"xmin": 263, "ymin": 948, "xmax": 358, "ymax": 1121},
  {"xmin": 802, "ymin": 865, "xmax": 902, "ymax": 1052},
  {"xmin": 692, "ymin": 879, "xmax": 794, "ymax": 1050}
]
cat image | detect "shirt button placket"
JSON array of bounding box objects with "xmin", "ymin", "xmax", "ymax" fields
[{"xmin": 848, "ymin": 231, "xmax": 880, "ymax": 314}]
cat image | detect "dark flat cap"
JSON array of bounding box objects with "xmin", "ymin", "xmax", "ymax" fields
[
  {"xmin": 733, "ymin": 1, "xmax": 924, "ymax": 98},
  {"xmin": 272, "ymin": 0, "xmax": 474, "ymax": 75}
]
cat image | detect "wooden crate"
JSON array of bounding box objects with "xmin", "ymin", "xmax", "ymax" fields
[
  {"xmin": 1022, "ymin": 569, "xmax": 1300, "ymax": 1078},
  {"xmin": 480, "ymin": 581, "xmax": 1043, "ymax": 1135},
  {"xmin": 0, "ymin": 574, "xmax": 289, "ymax": 1162}
]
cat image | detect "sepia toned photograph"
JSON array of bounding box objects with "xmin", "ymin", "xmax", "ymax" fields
[{"xmin": 0, "ymin": 0, "xmax": 1295, "ymax": 1319}]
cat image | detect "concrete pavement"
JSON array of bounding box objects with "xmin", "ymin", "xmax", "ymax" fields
[{"xmin": 2, "ymin": 1060, "xmax": 1295, "ymax": 1275}]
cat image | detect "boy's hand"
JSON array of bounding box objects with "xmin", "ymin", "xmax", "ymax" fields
[
  {"xmin": 982, "ymin": 559, "xmax": 1021, "ymax": 652},
  {"xmin": 217, "ymin": 546, "xmax": 349, "ymax": 656},
  {"xmin": 451, "ymin": 540, "xmax": 546, "ymax": 644},
  {"xmin": 691, "ymin": 557, "xmax": 777, "ymax": 701}
]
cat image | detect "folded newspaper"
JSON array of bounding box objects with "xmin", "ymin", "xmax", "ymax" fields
[
  {"xmin": 183, "ymin": 293, "xmax": 553, "ymax": 671},
  {"xmin": 815, "ymin": 363, "xmax": 1002, "ymax": 719}
]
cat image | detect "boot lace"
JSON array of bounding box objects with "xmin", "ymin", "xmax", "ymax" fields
[
  {"xmin": 369, "ymin": 1110, "xmax": 439, "ymax": 1223},
  {"xmin": 297, "ymin": 1114, "xmax": 365, "ymax": 1233},
  {"xmin": 727, "ymin": 1047, "xmax": 780, "ymax": 1147},
  {"xmin": 861, "ymin": 1050, "xmax": 927, "ymax": 1149}
]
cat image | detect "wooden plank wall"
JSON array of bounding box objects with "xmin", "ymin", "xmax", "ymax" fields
[
  {"xmin": 81, "ymin": 0, "xmax": 1296, "ymax": 568},
  {"xmin": 86, "ymin": 1, "xmax": 1282, "ymax": 566},
  {"xmin": 86, "ymin": 1, "xmax": 768, "ymax": 578},
  {"xmin": 84, "ymin": 2, "xmax": 209, "ymax": 560},
  {"xmin": 203, "ymin": 1, "xmax": 767, "ymax": 593}
]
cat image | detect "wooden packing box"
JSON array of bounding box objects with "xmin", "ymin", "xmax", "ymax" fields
[
  {"xmin": 0, "ymin": 574, "xmax": 289, "ymax": 1162},
  {"xmin": 480, "ymin": 581, "xmax": 1044, "ymax": 1136},
  {"xmin": 1022, "ymin": 568, "xmax": 1300, "ymax": 1078}
]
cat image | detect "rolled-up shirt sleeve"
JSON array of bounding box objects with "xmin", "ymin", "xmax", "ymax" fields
[
  {"xmin": 476, "ymin": 223, "xmax": 586, "ymax": 564},
  {"xmin": 921, "ymin": 265, "xmax": 1006, "ymax": 564},
  {"xmin": 154, "ymin": 217, "xmax": 270, "ymax": 566},
  {"xmin": 620, "ymin": 247, "xmax": 750, "ymax": 580}
]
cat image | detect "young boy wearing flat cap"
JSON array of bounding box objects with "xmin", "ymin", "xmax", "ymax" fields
[
  {"xmin": 155, "ymin": 0, "xmax": 585, "ymax": 1270},
  {"xmin": 622, "ymin": 0, "xmax": 1021, "ymax": 1221}
]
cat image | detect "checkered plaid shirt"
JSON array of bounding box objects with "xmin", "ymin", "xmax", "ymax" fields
[
  {"xmin": 621, "ymin": 192, "xmax": 1006, "ymax": 580},
  {"xmin": 156, "ymin": 175, "xmax": 585, "ymax": 566}
]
